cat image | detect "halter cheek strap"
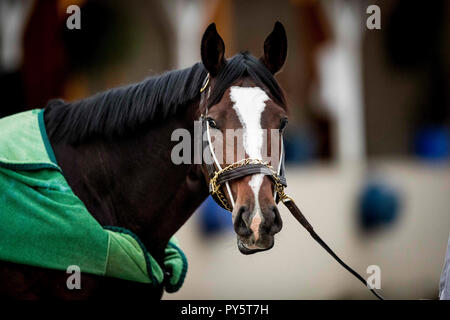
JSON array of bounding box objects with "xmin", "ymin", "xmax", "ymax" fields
[
  {"xmin": 200, "ymin": 73, "xmax": 236, "ymax": 210},
  {"xmin": 205, "ymin": 116, "xmax": 236, "ymax": 209}
]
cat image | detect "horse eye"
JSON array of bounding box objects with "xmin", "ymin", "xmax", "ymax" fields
[
  {"xmin": 207, "ymin": 117, "xmax": 218, "ymax": 129},
  {"xmin": 279, "ymin": 117, "xmax": 288, "ymax": 132}
]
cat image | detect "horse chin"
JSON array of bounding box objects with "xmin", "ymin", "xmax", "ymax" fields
[{"xmin": 237, "ymin": 239, "xmax": 274, "ymax": 255}]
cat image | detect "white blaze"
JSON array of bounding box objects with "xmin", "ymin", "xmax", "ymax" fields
[{"xmin": 230, "ymin": 86, "xmax": 269, "ymax": 243}]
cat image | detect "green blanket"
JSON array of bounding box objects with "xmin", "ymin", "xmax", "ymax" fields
[{"xmin": 0, "ymin": 109, "xmax": 187, "ymax": 293}]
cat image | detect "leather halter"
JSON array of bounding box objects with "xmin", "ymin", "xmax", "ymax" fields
[
  {"xmin": 200, "ymin": 73, "xmax": 287, "ymax": 211},
  {"xmin": 198, "ymin": 74, "xmax": 384, "ymax": 300}
]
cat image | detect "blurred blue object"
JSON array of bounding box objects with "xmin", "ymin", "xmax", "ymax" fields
[
  {"xmin": 358, "ymin": 181, "xmax": 401, "ymax": 231},
  {"xmin": 198, "ymin": 196, "xmax": 233, "ymax": 236},
  {"xmin": 414, "ymin": 126, "xmax": 449, "ymax": 161},
  {"xmin": 284, "ymin": 127, "xmax": 316, "ymax": 163}
]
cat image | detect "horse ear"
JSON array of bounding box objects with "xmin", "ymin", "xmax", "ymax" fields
[
  {"xmin": 201, "ymin": 23, "xmax": 226, "ymax": 76},
  {"xmin": 260, "ymin": 21, "xmax": 287, "ymax": 74}
]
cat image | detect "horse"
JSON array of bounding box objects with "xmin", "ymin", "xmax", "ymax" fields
[{"xmin": 0, "ymin": 21, "xmax": 288, "ymax": 299}]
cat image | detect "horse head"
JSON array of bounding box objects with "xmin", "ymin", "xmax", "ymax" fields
[{"xmin": 199, "ymin": 22, "xmax": 288, "ymax": 254}]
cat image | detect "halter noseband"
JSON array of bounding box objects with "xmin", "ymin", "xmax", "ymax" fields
[{"xmin": 198, "ymin": 73, "xmax": 384, "ymax": 300}]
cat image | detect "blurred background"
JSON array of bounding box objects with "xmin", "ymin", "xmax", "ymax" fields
[{"xmin": 0, "ymin": 0, "xmax": 449, "ymax": 299}]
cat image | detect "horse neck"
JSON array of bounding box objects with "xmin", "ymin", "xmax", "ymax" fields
[{"xmin": 47, "ymin": 101, "xmax": 208, "ymax": 262}]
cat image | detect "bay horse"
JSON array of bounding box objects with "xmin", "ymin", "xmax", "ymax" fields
[{"xmin": 0, "ymin": 22, "xmax": 289, "ymax": 299}]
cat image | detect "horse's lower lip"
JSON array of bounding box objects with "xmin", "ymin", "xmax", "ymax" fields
[{"xmin": 237, "ymin": 241, "xmax": 272, "ymax": 255}]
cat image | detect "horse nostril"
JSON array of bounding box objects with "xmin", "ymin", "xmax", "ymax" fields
[
  {"xmin": 234, "ymin": 206, "xmax": 252, "ymax": 237},
  {"xmin": 269, "ymin": 205, "xmax": 283, "ymax": 235}
]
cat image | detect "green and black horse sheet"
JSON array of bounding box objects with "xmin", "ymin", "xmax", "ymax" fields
[{"xmin": 0, "ymin": 109, "xmax": 187, "ymax": 293}]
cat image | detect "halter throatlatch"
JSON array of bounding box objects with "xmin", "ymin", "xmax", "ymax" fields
[{"xmin": 199, "ymin": 74, "xmax": 384, "ymax": 300}]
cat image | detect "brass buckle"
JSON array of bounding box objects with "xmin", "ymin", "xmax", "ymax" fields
[
  {"xmin": 200, "ymin": 74, "xmax": 210, "ymax": 93},
  {"xmin": 209, "ymin": 171, "xmax": 220, "ymax": 195}
]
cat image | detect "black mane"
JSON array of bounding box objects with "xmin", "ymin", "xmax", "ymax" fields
[{"xmin": 45, "ymin": 52, "xmax": 285, "ymax": 144}]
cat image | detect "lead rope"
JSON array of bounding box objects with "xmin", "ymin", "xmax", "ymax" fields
[{"xmin": 280, "ymin": 197, "xmax": 385, "ymax": 300}]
